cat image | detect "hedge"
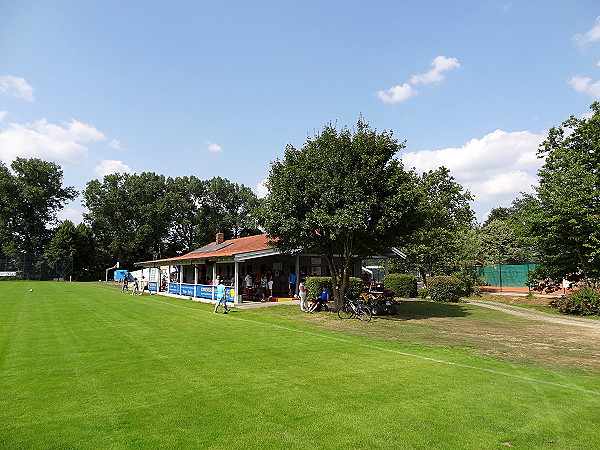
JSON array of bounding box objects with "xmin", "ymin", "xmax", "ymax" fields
[
  {"xmin": 305, "ymin": 276, "xmax": 363, "ymax": 300},
  {"xmin": 383, "ymin": 274, "xmax": 418, "ymax": 298},
  {"xmin": 427, "ymin": 276, "xmax": 463, "ymax": 302}
]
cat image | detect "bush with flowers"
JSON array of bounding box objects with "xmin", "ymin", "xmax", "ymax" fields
[{"xmin": 550, "ymin": 288, "xmax": 600, "ymax": 316}]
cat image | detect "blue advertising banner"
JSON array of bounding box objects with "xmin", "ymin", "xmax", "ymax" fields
[
  {"xmin": 149, "ymin": 282, "xmax": 158, "ymax": 291},
  {"xmin": 196, "ymin": 285, "xmax": 215, "ymax": 299},
  {"xmin": 181, "ymin": 284, "xmax": 195, "ymax": 296},
  {"xmin": 167, "ymin": 283, "xmax": 234, "ymax": 303}
]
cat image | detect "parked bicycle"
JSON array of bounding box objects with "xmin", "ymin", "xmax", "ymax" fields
[{"xmin": 337, "ymin": 295, "xmax": 372, "ymax": 322}]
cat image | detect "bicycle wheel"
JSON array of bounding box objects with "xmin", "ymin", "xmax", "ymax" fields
[
  {"xmin": 357, "ymin": 305, "xmax": 372, "ymax": 322},
  {"xmin": 337, "ymin": 302, "xmax": 354, "ymax": 319}
]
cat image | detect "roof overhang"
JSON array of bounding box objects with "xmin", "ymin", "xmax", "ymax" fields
[{"xmin": 234, "ymin": 248, "xmax": 281, "ymax": 262}]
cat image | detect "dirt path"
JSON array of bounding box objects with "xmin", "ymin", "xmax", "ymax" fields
[{"xmin": 467, "ymin": 299, "xmax": 600, "ymax": 329}]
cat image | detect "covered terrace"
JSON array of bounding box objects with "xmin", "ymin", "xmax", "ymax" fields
[{"xmin": 136, "ymin": 233, "xmax": 366, "ymax": 305}]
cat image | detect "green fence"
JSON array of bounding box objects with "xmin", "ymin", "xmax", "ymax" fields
[
  {"xmin": 475, "ymin": 264, "xmax": 535, "ymax": 288},
  {"xmin": 0, "ymin": 253, "xmax": 73, "ymax": 280}
]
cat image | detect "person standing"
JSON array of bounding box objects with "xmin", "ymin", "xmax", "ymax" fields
[
  {"xmin": 260, "ymin": 275, "xmax": 268, "ymax": 301},
  {"xmin": 140, "ymin": 276, "xmax": 148, "ymax": 295},
  {"xmin": 244, "ymin": 272, "xmax": 253, "ymax": 293},
  {"xmin": 214, "ymin": 280, "xmax": 229, "ymax": 314},
  {"xmin": 121, "ymin": 277, "xmax": 129, "ymax": 293},
  {"xmin": 288, "ymin": 272, "xmax": 297, "ymax": 297},
  {"xmin": 131, "ymin": 278, "xmax": 140, "ymax": 296},
  {"xmin": 267, "ymin": 274, "xmax": 274, "ymax": 300},
  {"xmin": 299, "ymin": 278, "xmax": 308, "ymax": 312}
]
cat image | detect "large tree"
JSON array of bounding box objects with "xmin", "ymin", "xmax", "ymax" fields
[
  {"xmin": 83, "ymin": 172, "xmax": 172, "ymax": 268},
  {"xmin": 47, "ymin": 220, "xmax": 98, "ymax": 280},
  {"xmin": 0, "ymin": 161, "xmax": 17, "ymax": 252},
  {"xmin": 164, "ymin": 176, "xmax": 260, "ymax": 254},
  {"xmin": 521, "ymin": 102, "xmax": 600, "ymax": 286},
  {"xmin": 398, "ymin": 167, "xmax": 474, "ymax": 284},
  {"xmin": 478, "ymin": 204, "xmax": 532, "ymax": 266},
  {"xmin": 205, "ymin": 176, "xmax": 261, "ymax": 240},
  {"xmin": 0, "ymin": 158, "xmax": 77, "ymax": 253},
  {"xmin": 256, "ymin": 120, "xmax": 422, "ymax": 307},
  {"xmin": 84, "ymin": 172, "xmax": 261, "ymax": 269}
]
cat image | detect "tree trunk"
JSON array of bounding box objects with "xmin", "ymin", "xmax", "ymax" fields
[
  {"xmin": 420, "ymin": 268, "xmax": 428, "ymax": 288},
  {"xmin": 324, "ymin": 254, "xmax": 341, "ymax": 308}
]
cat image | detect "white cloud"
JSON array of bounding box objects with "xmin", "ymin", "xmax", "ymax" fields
[
  {"xmin": 402, "ymin": 129, "xmax": 544, "ymax": 181},
  {"xmin": 469, "ymin": 170, "xmax": 538, "ymax": 202},
  {"xmin": 108, "ymin": 138, "xmax": 122, "ymax": 150},
  {"xmin": 0, "ymin": 118, "xmax": 107, "ymax": 164},
  {"xmin": 569, "ymin": 75, "xmax": 600, "ymax": 99},
  {"xmin": 573, "ymin": 16, "xmax": 600, "ymax": 46},
  {"xmin": 66, "ymin": 119, "xmax": 106, "ymax": 142},
  {"xmin": 57, "ymin": 207, "xmax": 84, "ymax": 225},
  {"xmin": 256, "ymin": 179, "xmax": 268, "ymax": 198},
  {"xmin": 401, "ymin": 129, "xmax": 545, "ymax": 219},
  {"xmin": 409, "ymin": 56, "xmax": 461, "ymax": 85},
  {"xmin": 206, "ymin": 141, "xmax": 222, "ymax": 152},
  {"xmin": 0, "ymin": 111, "xmax": 7, "ymax": 122},
  {"xmin": 0, "ymin": 75, "xmax": 35, "ymax": 101},
  {"xmin": 376, "ymin": 56, "xmax": 460, "ymax": 104},
  {"xmin": 376, "ymin": 83, "xmax": 417, "ymax": 104},
  {"xmin": 94, "ymin": 160, "xmax": 133, "ymax": 178}
]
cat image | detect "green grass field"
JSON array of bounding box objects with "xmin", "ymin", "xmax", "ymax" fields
[{"xmin": 1, "ymin": 281, "xmax": 599, "ymax": 449}]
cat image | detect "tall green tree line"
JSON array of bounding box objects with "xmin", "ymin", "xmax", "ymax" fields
[
  {"xmin": 0, "ymin": 157, "xmax": 259, "ymax": 279},
  {"xmin": 83, "ymin": 173, "xmax": 260, "ymax": 271}
]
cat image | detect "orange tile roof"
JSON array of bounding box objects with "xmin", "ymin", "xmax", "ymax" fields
[{"xmin": 136, "ymin": 234, "xmax": 276, "ymax": 265}]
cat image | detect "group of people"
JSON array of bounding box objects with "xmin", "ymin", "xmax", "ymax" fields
[
  {"xmin": 119, "ymin": 270, "xmax": 333, "ymax": 314},
  {"xmin": 121, "ymin": 276, "xmax": 155, "ymax": 296},
  {"xmin": 240, "ymin": 270, "xmax": 298, "ymax": 301}
]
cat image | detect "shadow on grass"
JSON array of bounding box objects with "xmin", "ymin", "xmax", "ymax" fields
[{"xmin": 376, "ymin": 300, "xmax": 469, "ymax": 321}]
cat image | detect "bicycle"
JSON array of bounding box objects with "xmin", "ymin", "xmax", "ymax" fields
[{"xmin": 337, "ymin": 295, "xmax": 372, "ymax": 322}]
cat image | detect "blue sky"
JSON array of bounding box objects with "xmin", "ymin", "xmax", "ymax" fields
[{"xmin": 1, "ymin": 0, "xmax": 599, "ymax": 224}]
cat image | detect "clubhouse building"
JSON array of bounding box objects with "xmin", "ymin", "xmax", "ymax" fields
[{"xmin": 136, "ymin": 233, "xmax": 385, "ymax": 305}]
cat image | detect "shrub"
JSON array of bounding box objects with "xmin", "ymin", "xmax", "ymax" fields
[
  {"xmin": 427, "ymin": 276, "xmax": 463, "ymax": 302},
  {"xmin": 384, "ymin": 273, "xmax": 417, "ymax": 298},
  {"xmin": 451, "ymin": 266, "xmax": 484, "ymax": 295},
  {"xmin": 418, "ymin": 288, "xmax": 428, "ymax": 299},
  {"xmin": 305, "ymin": 277, "xmax": 332, "ymax": 300},
  {"xmin": 305, "ymin": 276, "xmax": 362, "ymax": 300},
  {"xmin": 550, "ymin": 288, "xmax": 600, "ymax": 316}
]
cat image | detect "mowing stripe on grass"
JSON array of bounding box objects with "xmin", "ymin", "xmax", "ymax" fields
[{"xmin": 149, "ymin": 296, "xmax": 600, "ymax": 397}]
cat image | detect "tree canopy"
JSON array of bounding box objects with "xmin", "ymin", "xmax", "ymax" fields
[
  {"xmin": 165, "ymin": 175, "xmax": 261, "ymax": 254},
  {"xmin": 397, "ymin": 167, "xmax": 474, "ymax": 283},
  {"xmin": 0, "ymin": 157, "xmax": 77, "ymax": 253},
  {"xmin": 47, "ymin": 220, "xmax": 97, "ymax": 280},
  {"xmin": 256, "ymin": 119, "xmax": 422, "ymax": 306},
  {"xmin": 83, "ymin": 172, "xmax": 260, "ymax": 270},
  {"xmin": 521, "ymin": 102, "xmax": 600, "ymax": 286}
]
